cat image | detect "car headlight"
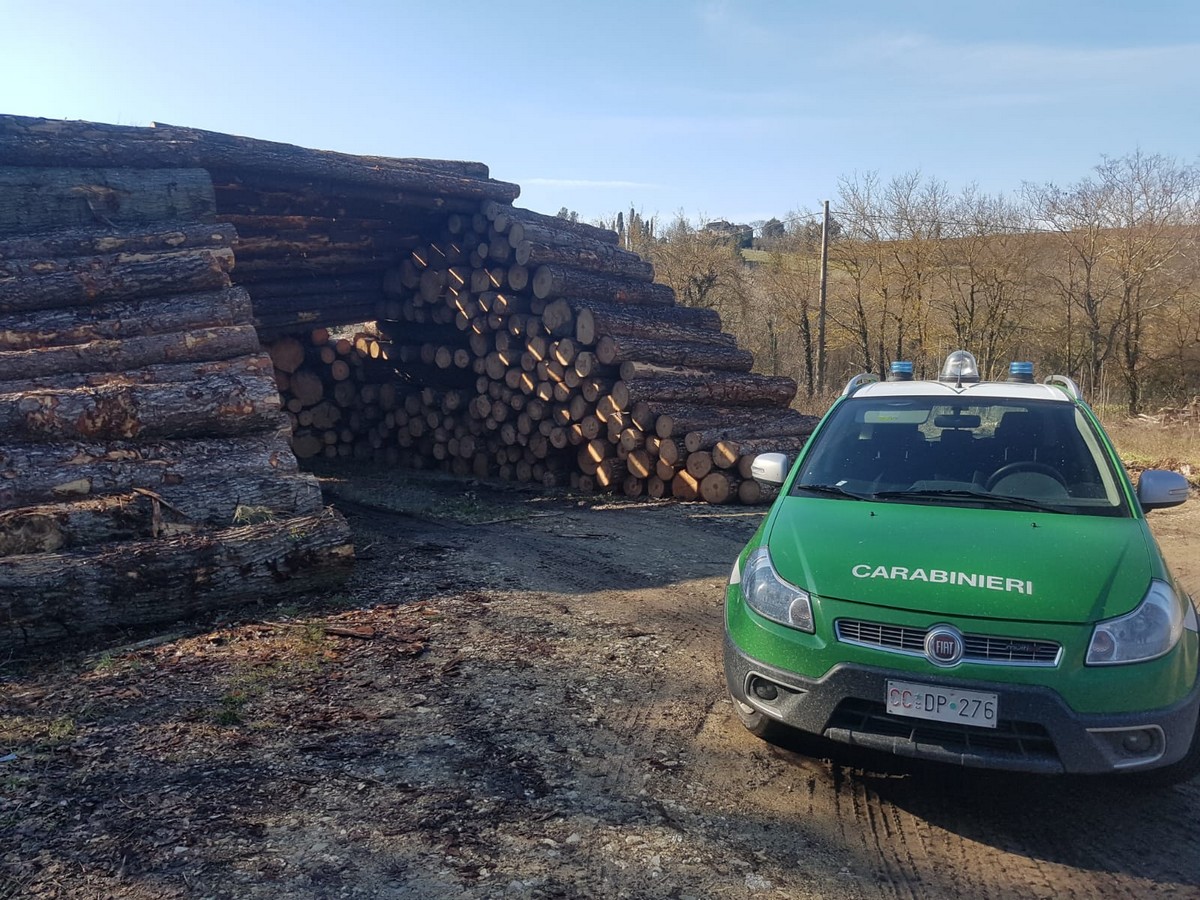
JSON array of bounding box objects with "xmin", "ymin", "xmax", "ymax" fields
[
  {"xmin": 1086, "ymin": 580, "xmax": 1186, "ymax": 665},
  {"xmin": 738, "ymin": 547, "xmax": 814, "ymax": 633}
]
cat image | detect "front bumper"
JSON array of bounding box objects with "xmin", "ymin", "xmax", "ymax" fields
[{"xmin": 725, "ymin": 633, "xmax": 1200, "ymax": 775}]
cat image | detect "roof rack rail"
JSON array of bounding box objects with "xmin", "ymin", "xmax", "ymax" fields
[
  {"xmin": 1043, "ymin": 374, "xmax": 1082, "ymax": 400},
  {"xmin": 842, "ymin": 372, "xmax": 881, "ymax": 396}
]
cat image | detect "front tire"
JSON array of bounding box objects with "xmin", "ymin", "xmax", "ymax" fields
[{"xmin": 730, "ymin": 690, "xmax": 792, "ymax": 744}]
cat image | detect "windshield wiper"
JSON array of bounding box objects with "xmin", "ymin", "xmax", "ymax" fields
[
  {"xmin": 793, "ymin": 483, "xmax": 869, "ymax": 501},
  {"xmin": 870, "ymin": 488, "xmax": 1063, "ymax": 513}
]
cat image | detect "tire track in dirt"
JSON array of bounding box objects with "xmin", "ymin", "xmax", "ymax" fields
[{"xmin": 331, "ymin": 483, "xmax": 1200, "ymax": 899}]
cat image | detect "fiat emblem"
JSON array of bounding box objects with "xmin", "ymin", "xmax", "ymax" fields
[{"xmin": 925, "ymin": 625, "xmax": 964, "ymax": 667}]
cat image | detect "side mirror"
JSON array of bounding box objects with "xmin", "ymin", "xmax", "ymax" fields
[
  {"xmin": 1137, "ymin": 469, "xmax": 1191, "ymax": 511},
  {"xmin": 750, "ymin": 452, "xmax": 789, "ymax": 486}
]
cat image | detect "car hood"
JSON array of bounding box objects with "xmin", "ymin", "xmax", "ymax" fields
[{"xmin": 763, "ymin": 497, "xmax": 1155, "ymax": 624}]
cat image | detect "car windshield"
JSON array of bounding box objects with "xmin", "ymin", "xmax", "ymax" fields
[{"xmin": 791, "ymin": 396, "xmax": 1128, "ymax": 516}]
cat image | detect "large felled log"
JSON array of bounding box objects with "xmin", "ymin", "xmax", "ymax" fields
[
  {"xmin": 0, "ymin": 428, "xmax": 298, "ymax": 501},
  {"xmin": 0, "ymin": 510, "xmax": 355, "ymax": 650},
  {"xmin": 700, "ymin": 471, "xmax": 741, "ymax": 505},
  {"xmin": 0, "ymin": 473, "xmax": 325, "ymax": 554},
  {"xmin": 0, "ymin": 493, "xmax": 158, "ymax": 556},
  {"xmin": 0, "ymin": 221, "xmax": 235, "ymax": 261},
  {"xmin": 610, "ymin": 372, "xmax": 797, "ymax": 411},
  {"xmin": 485, "ymin": 203, "xmax": 619, "ymax": 246},
  {"xmin": 0, "ymin": 247, "xmax": 233, "ymax": 313},
  {"xmin": 231, "ymin": 216, "xmax": 420, "ymax": 259},
  {"xmin": 514, "ymin": 239, "xmax": 653, "ymax": 281},
  {"xmin": 241, "ymin": 274, "xmax": 384, "ymax": 299},
  {"xmin": 572, "ymin": 301, "xmax": 726, "ymax": 346},
  {"xmin": 0, "ymin": 370, "xmax": 282, "ymax": 441},
  {"xmin": 212, "ymin": 177, "xmax": 480, "ymax": 223},
  {"xmin": 229, "ymin": 248, "xmax": 398, "ymax": 281},
  {"xmin": 598, "ymin": 335, "xmax": 754, "ymax": 373},
  {"xmin": 0, "ymin": 286, "xmax": 253, "ymax": 351},
  {"xmin": 0, "ymin": 116, "xmax": 519, "ymax": 203},
  {"xmin": 0, "ymin": 324, "xmax": 263, "ymax": 381},
  {"xmin": 645, "ymin": 403, "xmax": 791, "ymax": 439},
  {"xmin": 531, "ymin": 264, "xmax": 675, "ymax": 305},
  {"xmin": 0, "ymin": 166, "xmax": 216, "ymax": 235},
  {"xmin": 0, "ymin": 350, "xmax": 274, "ymax": 396},
  {"xmin": 684, "ymin": 411, "xmax": 820, "ymax": 453}
]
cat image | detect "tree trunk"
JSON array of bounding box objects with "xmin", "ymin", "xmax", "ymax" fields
[
  {"xmin": 598, "ymin": 335, "xmax": 754, "ymax": 373},
  {"xmin": 0, "ymin": 482, "xmax": 321, "ymax": 556},
  {"xmin": 0, "ymin": 510, "xmax": 354, "ymax": 650},
  {"xmin": 0, "ymin": 166, "xmax": 217, "ymax": 234},
  {"xmin": 0, "ymin": 324, "xmax": 263, "ymax": 381},
  {"xmin": 515, "ymin": 239, "xmax": 653, "ymax": 281},
  {"xmin": 611, "ymin": 372, "xmax": 797, "ymax": 411},
  {"xmin": 0, "ymin": 116, "xmax": 518, "ymax": 203},
  {"xmin": 0, "ymin": 350, "xmax": 274, "ymax": 396},
  {"xmin": 645, "ymin": 404, "xmax": 776, "ymax": 439},
  {"xmin": 700, "ymin": 471, "xmax": 740, "ymax": 504},
  {"xmin": 0, "ymin": 247, "xmax": 233, "ymax": 313},
  {"xmin": 683, "ymin": 411, "xmax": 819, "ymax": 453},
  {"xmin": 0, "ymin": 370, "xmax": 282, "ymax": 441},
  {"xmin": 0, "ymin": 221, "xmax": 235, "ymax": 260},
  {"xmin": 0, "ymin": 286, "xmax": 253, "ymax": 351},
  {"xmin": 573, "ymin": 301, "xmax": 726, "ymax": 347},
  {"xmin": 485, "ymin": 203, "xmax": 618, "ymax": 246},
  {"xmin": 532, "ymin": 264, "xmax": 675, "ymax": 305}
]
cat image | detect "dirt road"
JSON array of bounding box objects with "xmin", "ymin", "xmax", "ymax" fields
[{"xmin": 3, "ymin": 469, "xmax": 1199, "ymax": 899}]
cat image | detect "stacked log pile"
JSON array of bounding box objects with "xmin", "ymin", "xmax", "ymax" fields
[
  {"xmin": 266, "ymin": 201, "xmax": 816, "ymax": 502},
  {"xmin": 0, "ymin": 164, "xmax": 353, "ymax": 649},
  {"xmin": 0, "ymin": 112, "xmax": 822, "ymax": 656}
]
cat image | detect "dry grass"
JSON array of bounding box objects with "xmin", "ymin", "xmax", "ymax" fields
[{"xmin": 1097, "ymin": 414, "xmax": 1199, "ymax": 483}]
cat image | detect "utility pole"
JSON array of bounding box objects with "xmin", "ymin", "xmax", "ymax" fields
[{"xmin": 817, "ymin": 199, "xmax": 830, "ymax": 394}]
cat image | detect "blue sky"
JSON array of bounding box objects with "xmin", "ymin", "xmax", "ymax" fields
[{"xmin": 3, "ymin": 1, "xmax": 1198, "ymax": 227}]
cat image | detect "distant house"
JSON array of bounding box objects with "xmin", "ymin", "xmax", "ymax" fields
[{"xmin": 701, "ymin": 219, "xmax": 754, "ymax": 249}]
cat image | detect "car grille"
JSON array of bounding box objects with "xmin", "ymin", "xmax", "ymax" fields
[
  {"xmin": 826, "ymin": 698, "xmax": 1061, "ymax": 771},
  {"xmin": 836, "ymin": 619, "xmax": 1061, "ymax": 666}
]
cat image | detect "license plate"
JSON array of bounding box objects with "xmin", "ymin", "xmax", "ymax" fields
[{"xmin": 885, "ymin": 680, "xmax": 998, "ymax": 729}]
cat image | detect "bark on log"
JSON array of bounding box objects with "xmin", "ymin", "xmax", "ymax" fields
[
  {"xmin": 0, "ymin": 248, "xmax": 233, "ymax": 313},
  {"xmin": 213, "ymin": 179, "xmax": 479, "ymax": 222},
  {"xmin": 683, "ymin": 411, "xmax": 820, "ymax": 453},
  {"xmin": 0, "ymin": 351, "xmax": 275, "ymax": 397},
  {"xmin": 0, "ymin": 510, "xmax": 354, "ymax": 650},
  {"xmin": 514, "ymin": 239, "xmax": 653, "ymax": 281},
  {"xmin": 243, "ymin": 274, "xmax": 383, "ymax": 299},
  {"xmin": 0, "ymin": 116, "xmax": 518, "ymax": 203},
  {"xmin": 0, "ymin": 324, "xmax": 263, "ymax": 381},
  {"xmin": 0, "ymin": 166, "xmax": 217, "ymax": 235},
  {"xmin": 0, "ymin": 445, "xmax": 321, "ymax": 526},
  {"xmin": 0, "ymin": 221, "xmax": 235, "ymax": 261},
  {"xmin": 573, "ymin": 301, "xmax": 726, "ymax": 346},
  {"xmin": 532, "ymin": 264, "xmax": 675, "ymax": 305},
  {"xmin": 0, "ymin": 370, "xmax": 282, "ymax": 441},
  {"xmin": 485, "ymin": 203, "xmax": 618, "ymax": 246},
  {"xmin": 0, "ymin": 482, "xmax": 321, "ymax": 556},
  {"xmin": 0, "ymin": 286, "xmax": 253, "ymax": 351},
  {"xmin": 598, "ymin": 335, "xmax": 754, "ymax": 373},
  {"xmin": 648, "ymin": 403, "xmax": 796, "ymax": 439},
  {"xmin": 611, "ymin": 372, "xmax": 797, "ymax": 411}
]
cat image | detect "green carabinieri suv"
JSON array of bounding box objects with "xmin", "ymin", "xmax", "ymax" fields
[{"xmin": 724, "ymin": 352, "xmax": 1199, "ymax": 782}]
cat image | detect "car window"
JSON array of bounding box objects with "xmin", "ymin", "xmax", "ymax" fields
[{"xmin": 793, "ymin": 397, "xmax": 1126, "ymax": 515}]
